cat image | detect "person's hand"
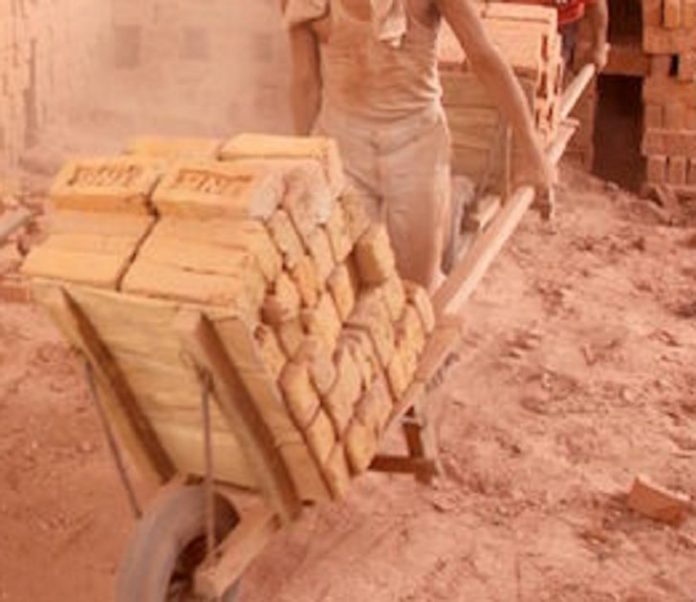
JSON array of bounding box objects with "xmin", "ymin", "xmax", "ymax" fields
[
  {"xmin": 515, "ymin": 141, "xmax": 556, "ymax": 191},
  {"xmin": 589, "ymin": 42, "xmax": 610, "ymax": 72}
]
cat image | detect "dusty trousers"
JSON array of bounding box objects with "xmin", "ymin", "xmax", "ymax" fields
[{"xmin": 314, "ymin": 103, "xmax": 451, "ymax": 292}]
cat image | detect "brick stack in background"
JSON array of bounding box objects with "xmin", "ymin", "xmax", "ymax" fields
[
  {"xmin": 0, "ymin": 0, "xmax": 109, "ymax": 173},
  {"xmin": 23, "ymin": 135, "xmax": 435, "ymax": 502},
  {"xmin": 438, "ymin": 3, "xmax": 563, "ymax": 192},
  {"xmin": 108, "ymin": 0, "xmax": 292, "ymax": 136},
  {"xmin": 642, "ymin": 0, "xmax": 696, "ymax": 195}
]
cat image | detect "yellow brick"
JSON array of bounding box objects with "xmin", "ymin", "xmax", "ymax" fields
[
  {"xmin": 279, "ymin": 361, "xmax": 322, "ymax": 428},
  {"xmin": 325, "ymin": 202, "xmax": 353, "ymax": 262},
  {"xmin": 305, "ymin": 408, "xmax": 336, "ymax": 465},
  {"xmin": 346, "ymin": 419, "xmax": 378, "ymax": 475},
  {"xmin": 324, "ymin": 444, "xmax": 352, "ymax": 499},
  {"xmin": 347, "ymin": 290, "xmax": 396, "ymax": 366},
  {"xmin": 296, "ymin": 337, "xmax": 337, "ymax": 396},
  {"xmin": 323, "ymin": 345, "xmax": 363, "ymax": 434},
  {"xmin": 267, "ymin": 209, "xmax": 304, "ymax": 269},
  {"xmin": 341, "ymin": 329, "xmax": 380, "ymax": 390},
  {"xmin": 301, "ymin": 293, "xmax": 343, "ymax": 350},
  {"xmin": 404, "ymin": 281, "xmax": 436, "ymax": 333},
  {"xmin": 262, "ymin": 272, "xmax": 301, "ymax": 324},
  {"xmin": 340, "ymin": 188, "xmax": 371, "ymax": 243},
  {"xmin": 307, "ymin": 227, "xmax": 335, "ymax": 283},
  {"xmin": 356, "ymin": 378, "xmax": 394, "ymax": 435},
  {"xmin": 387, "ymin": 347, "xmax": 410, "ymax": 399},
  {"xmin": 381, "ymin": 274, "xmax": 407, "ymax": 322},
  {"xmin": 327, "ymin": 262, "xmax": 358, "ymax": 321},
  {"xmin": 355, "ymin": 224, "xmax": 397, "ymax": 285},
  {"xmin": 291, "ymin": 254, "xmax": 321, "ymax": 308},
  {"xmin": 254, "ymin": 324, "xmax": 286, "ymax": 380},
  {"xmin": 275, "ymin": 318, "xmax": 305, "ymax": 357}
]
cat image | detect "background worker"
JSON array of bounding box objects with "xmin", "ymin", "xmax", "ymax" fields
[
  {"xmin": 513, "ymin": 0, "xmax": 609, "ymax": 69},
  {"xmin": 282, "ymin": 0, "xmax": 554, "ymax": 293}
]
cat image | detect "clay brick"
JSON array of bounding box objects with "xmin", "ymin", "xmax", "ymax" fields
[
  {"xmin": 296, "ymin": 337, "xmax": 337, "ymax": 396},
  {"xmin": 404, "ymin": 281, "xmax": 436, "ymax": 334},
  {"xmin": 387, "ymin": 347, "xmax": 411, "ymax": 399},
  {"xmin": 646, "ymin": 155, "xmax": 667, "ymax": 183},
  {"xmin": 347, "ymin": 291, "xmax": 396, "ymax": 367},
  {"xmin": 282, "ymin": 164, "xmax": 332, "ymax": 246},
  {"xmin": 305, "ymin": 409, "xmax": 337, "ymax": 465},
  {"xmin": 306, "ymin": 227, "xmax": 335, "ymax": 283},
  {"xmin": 325, "ymin": 202, "xmax": 354, "ymax": 263},
  {"xmin": 290, "ymin": 254, "xmax": 321, "ymax": 308},
  {"xmin": 324, "ymin": 444, "xmax": 352, "ymax": 499},
  {"xmin": 397, "ymin": 304, "xmax": 426, "ymax": 356},
  {"xmin": 327, "ymin": 262, "xmax": 358, "ymax": 321},
  {"xmin": 341, "ymin": 328, "xmax": 380, "ymax": 390},
  {"xmin": 627, "ymin": 475, "xmax": 690, "ymax": 525},
  {"xmin": 663, "ymin": 0, "xmax": 681, "ymax": 28},
  {"xmin": 689, "ymin": 159, "xmax": 696, "ymax": 185},
  {"xmin": 356, "ymin": 378, "xmax": 394, "ymax": 435},
  {"xmin": 355, "ymin": 224, "xmax": 397, "ymax": 285},
  {"xmin": 667, "ymin": 156, "xmax": 687, "ymax": 185},
  {"xmin": 254, "ymin": 324, "xmax": 286, "ymax": 380},
  {"xmin": 340, "ymin": 188, "xmax": 371, "ymax": 243},
  {"xmin": 323, "ymin": 344, "xmax": 363, "ymax": 434},
  {"xmin": 262, "ymin": 272, "xmax": 301, "ymax": 324},
  {"xmin": 301, "ymin": 293, "xmax": 343, "ymax": 350},
  {"xmin": 650, "ymin": 55, "xmax": 672, "ymax": 78},
  {"xmin": 279, "ymin": 361, "xmax": 322, "ymax": 428},
  {"xmin": 644, "ymin": 103, "xmax": 664, "ymax": 129},
  {"xmin": 664, "ymin": 102, "xmax": 686, "ymax": 129},
  {"xmin": 678, "ymin": 51, "xmax": 696, "ymax": 82},
  {"xmin": 381, "ymin": 274, "xmax": 407, "ymax": 322},
  {"xmin": 266, "ymin": 209, "xmax": 304, "ymax": 269},
  {"xmin": 345, "ymin": 419, "xmax": 378, "ymax": 474},
  {"xmin": 276, "ymin": 318, "xmax": 305, "ymax": 357}
]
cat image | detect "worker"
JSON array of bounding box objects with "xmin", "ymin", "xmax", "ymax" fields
[
  {"xmin": 515, "ymin": 0, "xmax": 609, "ymax": 69},
  {"xmin": 282, "ymin": 0, "xmax": 554, "ymax": 292}
]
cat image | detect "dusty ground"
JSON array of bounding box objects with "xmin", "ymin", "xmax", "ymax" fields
[{"xmin": 1, "ymin": 167, "xmax": 696, "ymax": 601}]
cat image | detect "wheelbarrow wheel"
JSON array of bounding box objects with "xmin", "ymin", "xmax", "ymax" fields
[{"xmin": 116, "ymin": 484, "xmax": 241, "ymax": 602}]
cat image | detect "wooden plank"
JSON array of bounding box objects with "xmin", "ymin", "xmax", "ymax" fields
[
  {"xmin": 31, "ymin": 282, "xmax": 175, "ymax": 483},
  {"xmin": 176, "ymin": 310, "xmax": 302, "ymax": 523},
  {"xmin": 195, "ymin": 504, "xmax": 281, "ymax": 599}
]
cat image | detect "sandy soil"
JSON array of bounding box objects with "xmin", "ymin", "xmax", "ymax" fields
[{"xmin": 1, "ymin": 167, "xmax": 696, "ymax": 601}]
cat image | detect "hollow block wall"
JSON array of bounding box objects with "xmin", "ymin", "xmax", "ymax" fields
[
  {"xmin": 0, "ymin": 0, "xmax": 110, "ymax": 172},
  {"xmin": 108, "ymin": 0, "xmax": 293, "ymax": 137}
]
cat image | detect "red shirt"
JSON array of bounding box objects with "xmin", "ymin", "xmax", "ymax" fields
[{"xmin": 516, "ymin": 0, "xmax": 596, "ymax": 26}]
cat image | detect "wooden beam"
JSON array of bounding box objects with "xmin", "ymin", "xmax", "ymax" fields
[
  {"xmin": 32, "ymin": 283, "xmax": 175, "ymax": 483},
  {"xmin": 560, "ymin": 64, "xmax": 596, "ymax": 122},
  {"xmin": 176, "ymin": 310, "xmax": 302, "ymax": 524},
  {"xmin": 195, "ymin": 504, "xmax": 281, "ymax": 599},
  {"xmin": 0, "ymin": 207, "xmax": 32, "ymax": 246}
]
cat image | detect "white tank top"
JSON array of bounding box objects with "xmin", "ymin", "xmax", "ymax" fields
[{"xmin": 319, "ymin": 0, "xmax": 442, "ymax": 123}]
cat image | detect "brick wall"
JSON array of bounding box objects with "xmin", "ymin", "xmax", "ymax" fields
[
  {"xmin": 106, "ymin": 0, "xmax": 293, "ymax": 137},
  {"xmin": 0, "ymin": 0, "xmax": 109, "ymax": 172}
]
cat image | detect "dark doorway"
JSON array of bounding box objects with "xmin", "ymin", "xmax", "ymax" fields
[{"xmin": 592, "ymin": 75, "xmax": 645, "ymax": 193}]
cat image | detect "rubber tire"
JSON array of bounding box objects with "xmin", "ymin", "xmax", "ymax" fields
[{"xmin": 116, "ymin": 485, "xmax": 240, "ymax": 602}]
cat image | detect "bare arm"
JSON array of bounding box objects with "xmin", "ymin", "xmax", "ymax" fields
[
  {"xmin": 585, "ymin": 0, "xmax": 609, "ymax": 70},
  {"xmin": 435, "ymin": 0, "xmax": 553, "ymax": 189},
  {"xmin": 287, "ymin": 24, "xmax": 322, "ymax": 134}
]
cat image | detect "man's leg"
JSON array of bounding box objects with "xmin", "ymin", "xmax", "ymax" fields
[{"xmin": 380, "ymin": 114, "xmax": 451, "ymax": 292}]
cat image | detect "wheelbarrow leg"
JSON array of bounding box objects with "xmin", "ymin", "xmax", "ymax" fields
[
  {"xmin": 401, "ymin": 398, "xmax": 442, "ymax": 485},
  {"xmin": 370, "ymin": 396, "xmax": 442, "ymax": 484}
]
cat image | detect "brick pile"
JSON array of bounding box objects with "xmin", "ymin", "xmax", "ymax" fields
[
  {"xmin": 438, "ymin": 3, "xmax": 563, "ymax": 191},
  {"xmin": 22, "ymin": 135, "xmax": 435, "ymax": 502},
  {"xmin": 642, "ymin": 0, "xmax": 696, "ymax": 194}
]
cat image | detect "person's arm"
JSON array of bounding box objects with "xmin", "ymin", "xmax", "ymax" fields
[
  {"xmin": 585, "ymin": 0, "xmax": 609, "ymax": 71},
  {"xmin": 435, "ymin": 0, "xmax": 554, "ymax": 191},
  {"xmin": 287, "ymin": 24, "xmax": 322, "ymax": 134}
]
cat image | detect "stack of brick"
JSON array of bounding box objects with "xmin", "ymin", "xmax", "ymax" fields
[
  {"xmin": 439, "ymin": 3, "xmax": 563, "ymax": 190},
  {"xmin": 22, "ymin": 134, "xmax": 435, "ymax": 502},
  {"xmin": 642, "ymin": 0, "xmax": 696, "ymax": 194},
  {"xmin": 0, "ymin": 0, "xmax": 108, "ymax": 172}
]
